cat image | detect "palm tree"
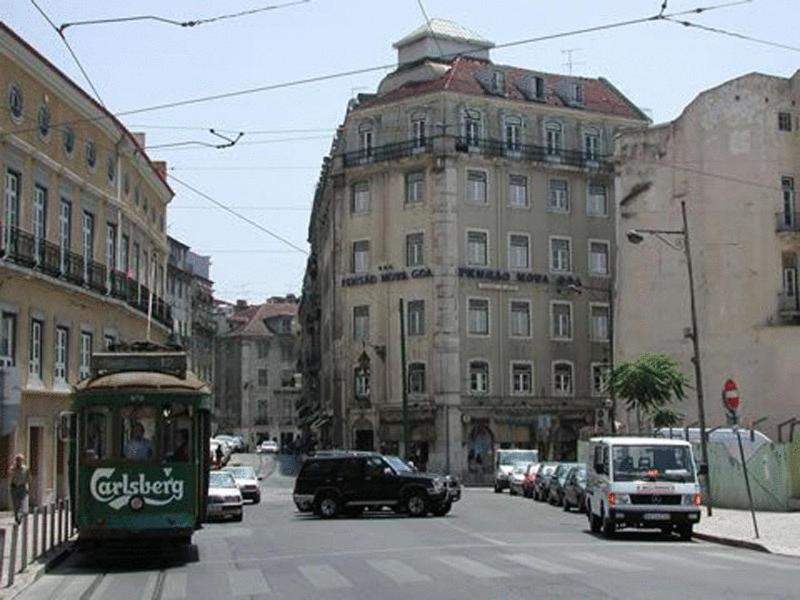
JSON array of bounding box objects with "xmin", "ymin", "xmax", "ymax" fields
[{"xmin": 608, "ymin": 353, "xmax": 689, "ymax": 433}]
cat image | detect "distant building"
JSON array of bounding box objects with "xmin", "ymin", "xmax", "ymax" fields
[
  {"xmin": 616, "ymin": 71, "xmax": 800, "ymax": 441},
  {"xmin": 214, "ymin": 296, "xmax": 301, "ymax": 449},
  {"xmin": 299, "ymin": 19, "xmax": 648, "ymax": 479},
  {"xmin": 0, "ymin": 24, "xmax": 172, "ymax": 507},
  {"xmin": 166, "ymin": 236, "xmax": 215, "ymax": 384}
]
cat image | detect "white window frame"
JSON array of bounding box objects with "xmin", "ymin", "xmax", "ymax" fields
[
  {"xmin": 508, "ymin": 174, "xmax": 529, "ymax": 208},
  {"xmin": 549, "ymin": 236, "xmax": 572, "ymax": 273},
  {"xmin": 33, "ymin": 185, "xmax": 46, "ymax": 265},
  {"xmin": 406, "ymin": 232, "xmax": 424, "ymax": 267},
  {"xmin": 405, "ymin": 172, "xmax": 425, "ymax": 205},
  {"xmin": 358, "ymin": 122, "xmax": 373, "ymax": 160},
  {"xmin": 407, "ymin": 300, "xmax": 425, "ymax": 336},
  {"xmin": 54, "ymin": 325, "xmax": 69, "ymax": 382},
  {"xmin": 591, "ymin": 362, "xmax": 611, "ymax": 397},
  {"xmin": 466, "ymin": 169, "xmax": 488, "ymax": 206},
  {"xmin": 589, "ymin": 239, "xmax": 611, "ymax": 277},
  {"xmin": 550, "ymin": 300, "xmax": 573, "ymax": 341},
  {"xmin": 545, "ymin": 121, "xmax": 563, "ymax": 156},
  {"xmin": 509, "ymin": 300, "xmax": 532, "ymax": 338},
  {"xmin": 583, "ymin": 127, "xmax": 600, "ymax": 161},
  {"xmin": 354, "ymin": 368, "xmax": 370, "ymax": 398},
  {"xmin": 548, "ymin": 179, "xmax": 570, "ymax": 213},
  {"xmin": 29, "ymin": 318, "xmax": 43, "ymax": 378},
  {"xmin": 466, "ymin": 229, "xmax": 489, "ymax": 267},
  {"xmin": 79, "ymin": 330, "xmax": 92, "ymax": 379},
  {"xmin": 784, "ymin": 267, "xmax": 798, "ymax": 297},
  {"xmin": 508, "ymin": 232, "xmax": 530, "ymax": 270},
  {"xmin": 0, "ymin": 311, "xmax": 16, "ymax": 366},
  {"xmin": 510, "ymin": 361, "xmax": 534, "ymax": 396},
  {"xmin": 552, "ymin": 360, "xmax": 575, "ymax": 397},
  {"xmin": 504, "ymin": 117, "xmax": 522, "ymax": 152},
  {"xmin": 467, "ymin": 297, "xmax": 490, "ymax": 337},
  {"xmin": 352, "ymin": 181, "xmax": 370, "ymax": 214},
  {"xmin": 353, "ymin": 305, "xmax": 369, "ymax": 341},
  {"xmin": 352, "ymin": 239, "xmax": 370, "ymax": 274},
  {"xmin": 468, "ymin": 359, "xmax": 490, "ymax": 395},
  {"xmin": 3, "ymin": 170, "xmax": 21, "ymax": 253},
  {"xmin": 410, "ymin": 111, "xmax": 427, "ymax": 149},
  {"xmin": 82, "ymin": 211, "xmax": 94, "ymax": 280},
  {"xmin": 587, "ymin": 183, "xmax": 609, "ymax": 217},
  {"xmin": 58, "ymin": 199, "xmax": 71, "ymax": 272},
  {"xmin": 589, "ymin": 302, "xmax": 611, "ymax": 342},
  {"xmin": 408, "ymin": 361, "xmax": 427, "ymax": 395},
  {"xmin": 463, "ymin": 109, "xmax": 482, "ymax": 147}
]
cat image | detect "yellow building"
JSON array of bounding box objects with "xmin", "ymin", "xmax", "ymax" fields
[{"xmin": 0, "ymin": 24, "xmax": 172, "ymax": 507}]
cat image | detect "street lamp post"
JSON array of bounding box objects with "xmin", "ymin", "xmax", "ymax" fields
[{"xmin": 626, "ymin": 200, "xmax": 713, "ymax": 516}]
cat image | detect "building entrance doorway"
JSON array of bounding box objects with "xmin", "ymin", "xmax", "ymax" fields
[
  {"xmin": 354, "ymin": 429, "xmax": 374, "ymax": 451},
  {"xmin": 28, "ymin": 425, "xmax": 44, "ymax": 506}
]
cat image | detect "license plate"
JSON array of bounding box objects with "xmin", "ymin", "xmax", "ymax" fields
[{"xmin": 643, "ymin": 513, "xmax": 671, "ymax": 521}]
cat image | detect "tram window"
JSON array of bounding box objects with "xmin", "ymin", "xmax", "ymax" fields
[
  {"xmin": 120, "ymin": 406, "xmax": 157, "ymax": 461},
  {"xmin": 84, "ymin": 408, "xmax": 111, "ymax": 462},
  {"xmin": 161, "ymin": 402, "xmax": 192, "ymax": 462}
]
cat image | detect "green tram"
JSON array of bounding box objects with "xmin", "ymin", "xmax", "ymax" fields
[{"xmin": 65, "ymin": 347, "xmax": 211, "ymax": 545}]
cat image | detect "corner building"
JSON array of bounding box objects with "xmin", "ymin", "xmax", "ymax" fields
[
  {"xmin": 303, "ymin": 20, "xmax": 647, "ymax": 481},
  {"xmin": 0, "ymin": 24, "xmax": 172, "ymax": 507}
]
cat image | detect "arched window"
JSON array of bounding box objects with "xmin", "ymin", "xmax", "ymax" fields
[
  {"xmin": 552, "ymin": 361, "xmax": 574, "ymax": 397},
  {"xmin": 545, "ymin": 121, "xmax": 562, "ymax": 156}
]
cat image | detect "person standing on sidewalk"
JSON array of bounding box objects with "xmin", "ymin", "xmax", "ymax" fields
[{"xmin": 8, "ymin": 454, "xmax": 31, "ymax": 524}]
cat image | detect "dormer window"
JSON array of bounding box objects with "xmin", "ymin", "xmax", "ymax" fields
[
  {"xmin": 492, "ymin": 71, "xmax": 505, "ymax": 94},
  {"xmin": 573, "ymin": 83, "xmax": 584, "ymax": 105},
  {"xmin": 358, "ymin": 123, "xmax": 373, "ymax": 160},
  {"xmin": 411, "ymin": 111, "xmax": 427, "ymax": 150},
  {"xmin": 464, "ymin": 109, "xmax": 482, "ymax": 148},
  {"xmin": 532, "ymin": 76, "xmax": 545, "ymax": 100}
]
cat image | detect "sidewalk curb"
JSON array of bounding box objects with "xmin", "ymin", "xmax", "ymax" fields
[
  {"xmin": 6, "ymin": 543, "xmax": 73, "ymax": 600},
  {"xmin": 693, "ymin": 531, "xmax": 771, "ymax": 554}
]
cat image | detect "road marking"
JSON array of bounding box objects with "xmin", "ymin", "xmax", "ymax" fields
[
  {"xmin": 502, "ymin": 553, "xmax": 581, "ymax": 574},
  {"xmin": 367, "ymin": 559, "xmax": 431, "ymax": 583},
  {"xmin": 55, "ymin": 574, "xmax": 100, "ymax": 599},
  {"xmin": 435, "ymin": 519, "xmax": 508, "ymax": 545},
  {"xmin": 436, "ymin": 555, "xmax": 508, "ymax": 578},
  {"xmin": 162, "ymin": 570, "xmax": 188, "ymax": 599},
  {"xmin": 568, "ymin": 551, "xmax": 651, "ymax": 572},
  {"xmin": 227, "ymin": 567, "xmax": 271, "ymax": 596},
  {"xmin": 636, "ymin": 550, "xmax": 732, "ymax": 570},
  {"xmin": 700, "ymin": 551, "xmax": 797, "ymax": 570},
  {"xmin": 297, "ymin": 564, "xmax": 353, "ymax": 589}
]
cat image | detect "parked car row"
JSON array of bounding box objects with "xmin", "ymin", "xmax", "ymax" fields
[
  {"xmin": 504, "ymin": 459, "xmax": 588, "ymax": 514},
  {"xmin": 206, "ymin": 463, "xmax": 263, "ymax": 522}
]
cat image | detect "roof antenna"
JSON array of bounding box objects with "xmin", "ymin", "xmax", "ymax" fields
[{"xmin": 561, "ymin": 48, "xmax": 585, "ymax": 75}]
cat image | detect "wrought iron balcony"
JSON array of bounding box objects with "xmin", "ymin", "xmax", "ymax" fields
[
  {"xmin": 778, "ymin": 292, "xmax": 800, "ymax": 323},
  {"xmin": 0, "ymin": 225, "xmax": 172, "ymax": 329},
  {"xmin": 776, "ymin": 211, "xmax": 800, "ymax": 233},
  {"xmin": 455, "ymin": 136, "xmax": 611, "ymax": 170},
  {"xmin": 342, "ymin": 138, "xmax": 431, "ymax": 167}
]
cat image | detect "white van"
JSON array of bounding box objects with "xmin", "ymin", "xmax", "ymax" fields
[
  {"xmin": 585, "ymin": 437, "xmax": 702, "ymax": 539},
  {"xmin": 494, "ymin": 449, "xmax": 539, "ymax": 493}
]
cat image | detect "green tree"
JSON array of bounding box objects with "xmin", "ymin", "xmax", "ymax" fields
[{"xmin": 608, "ymin": 353, "xmax": 689, "ymax": 433}]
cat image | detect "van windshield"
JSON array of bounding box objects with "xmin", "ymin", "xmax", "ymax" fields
[
  {"xmin": 499, "ymin": 451, "xmax": 537, "ymax": 465},
  {"xmin": 612, "ymin": 445, "xmax": 695, "ymax": 482}
]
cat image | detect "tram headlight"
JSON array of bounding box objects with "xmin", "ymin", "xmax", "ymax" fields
[{"xmin": 129, "ymin": 495, "xmax": 145, "ymax": 511}]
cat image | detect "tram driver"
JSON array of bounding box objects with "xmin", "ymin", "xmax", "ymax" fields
[{"xmin": 124, "ymin": 421, "xmax": 154, "ymax": 460}]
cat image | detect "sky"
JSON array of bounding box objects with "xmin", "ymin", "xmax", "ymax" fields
[{"xmin": 5, "ymin": 0, "xmax": 799, "ymax": 303}]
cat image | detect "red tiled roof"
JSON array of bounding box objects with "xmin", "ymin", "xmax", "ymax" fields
[
  {"xmin": 224, "ymin": 302, "xmax": 298, "ymax": 337},
  {"xmin": 357, "ymin": 57, "xmax": 646, "ymax": 121}
]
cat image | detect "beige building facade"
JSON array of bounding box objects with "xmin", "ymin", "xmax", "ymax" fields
[
  {"xmin": 0, "ymin": 24, "xmax": 172, "ymax": 507},
  {"xmin": 301, "ymin": 20, "xmax": 648, "ymax": 480},
  {"xmin": 615, "ymin": 70, "xmax": 800, "ymax": 441}
]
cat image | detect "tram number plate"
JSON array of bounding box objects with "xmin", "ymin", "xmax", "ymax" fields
[{"xmin": 643, "ymin": 513, "xmax": 670, "ymax": 521}]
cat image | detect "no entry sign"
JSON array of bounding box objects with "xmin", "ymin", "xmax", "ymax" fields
[{"xmin": 722, "ymin": 379, "xmax": 740, "ymax": 413}]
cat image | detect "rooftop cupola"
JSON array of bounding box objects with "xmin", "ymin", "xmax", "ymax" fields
[{"xmin": 393, "ymin": 18, "xmax": 494, "ymax": 67}]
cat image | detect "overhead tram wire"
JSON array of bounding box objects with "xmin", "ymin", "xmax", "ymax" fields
[
  {"xmin": 167, "ymin": 174, "xmax": 309, "ymax": 255},
  {"xmin": 663, "ymin": 17, "xmax": 800, "ymax": 53},
  {"xmin": 4, "ymin": 0, "xmax": 754, "ymax": 139},
  {"xmin": 58, "ymin": 0, "xmax": 311, "ymax": 33},
  {"xmin": 29, "ymin": 0, "xmax": 105, "ymax": 105}
]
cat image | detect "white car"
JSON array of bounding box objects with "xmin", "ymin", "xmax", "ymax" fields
[
  {"xmin": 258, "ymin": 440, "xmax": 279, "ymax": 454},
  {"xmin": 223, "ymin": 465, "xmax": 262, "ymax": 504},
  {"xmin": 207, "ymin": 470, "xmax": 243, "ymax": 522}
]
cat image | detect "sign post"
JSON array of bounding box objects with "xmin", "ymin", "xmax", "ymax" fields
[{"xmin": 723, "ymin": 378, "xmax": 759, "ymax": 539}]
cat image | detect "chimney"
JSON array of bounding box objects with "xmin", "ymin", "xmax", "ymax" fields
[
  {"xmin": 132, "ymin": 132, "xmax": 146, "ymax": 148},
  {"xmin": 153, "ymin": 161, "xmax": 168, "ymax": 179},
  {"xmin": 235, "ymin": 299, "xmax": 248, "ymax": 310}
]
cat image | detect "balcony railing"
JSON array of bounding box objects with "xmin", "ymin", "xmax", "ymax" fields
[
  {"xmin": 455, "ymin": 136, "xmax": 611, "ymax": 170},
  {"xmin": 342, "ymin": 138, "xmax": 431, "ymax": 167},
  {"xmin": 778, "ymin": 292, "xmax": 800, "ymax": 321},
  {"xmin": 0, "ymin": 225, "xmax": 173, "ymax": 329},
  {"xmin": 776, "ymin": 211, "xmax": 800, "ymax": 233},
  {"xmin": 339, "ymin": 135, "xmax": 611, "ymax": 170}
]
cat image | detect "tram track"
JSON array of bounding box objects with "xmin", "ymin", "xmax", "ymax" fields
[{"xmin": 72, "ymin": 568, "xmax": 168, "ymax": 600}]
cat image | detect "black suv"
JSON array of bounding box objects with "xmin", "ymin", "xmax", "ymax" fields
[{"xmin": 293, "ymin": 452, "xmax": 460, "ymax": 518}]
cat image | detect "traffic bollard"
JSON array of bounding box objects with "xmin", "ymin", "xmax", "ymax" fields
[
  {"xmin": 56, "ymin": 500, "xmax": 63, "ymax": 545},
  {"xmin": 49, "ymin": 503, "xmax": 55, "ymax": 552},
  {"xmin": 40, "ymin": 506, "xmax": 47, "ymax": 555},
  {"xmin": 8, "ymin": 524, "xmax": 18, "ymax": 587},
  {"xmin": 20, "ymin": 513, "xmax": 27, "ymax": 571},
  {"xmin": 32, "ymin": 507, "xmax": 39, "ymax": 559}
]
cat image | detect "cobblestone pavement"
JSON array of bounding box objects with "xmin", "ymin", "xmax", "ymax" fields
[{"xmin": 695, "ymin": 506, "xmax": 800, "ymax": 557}]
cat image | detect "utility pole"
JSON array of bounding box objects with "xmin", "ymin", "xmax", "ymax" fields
[
  {"xmin": 681, "ymin": 200, "xmax": 713, "ymax": 516},
  {"xmin": 399, "ymin": 299, "xmax": 409, "ymax": 460}
]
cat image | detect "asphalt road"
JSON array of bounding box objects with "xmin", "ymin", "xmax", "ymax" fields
[{"xmin": 20, "ymin": 454, "xmax": 799, "ymax": 600}]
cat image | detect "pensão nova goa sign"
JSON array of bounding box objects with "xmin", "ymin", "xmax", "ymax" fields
[{"xmin": 340, "ymin": 266, "xmax": 583, "ymax": 288}]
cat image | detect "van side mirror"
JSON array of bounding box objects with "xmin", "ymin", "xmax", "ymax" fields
[{"xmin": 697, "ymin": 463, "xmax": 708, "ymax": 476}]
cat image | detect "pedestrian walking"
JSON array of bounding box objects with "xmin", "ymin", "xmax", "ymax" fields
[{"xmin": 8, "ymin": 454, "xmax": 31, "ymax": 524}]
